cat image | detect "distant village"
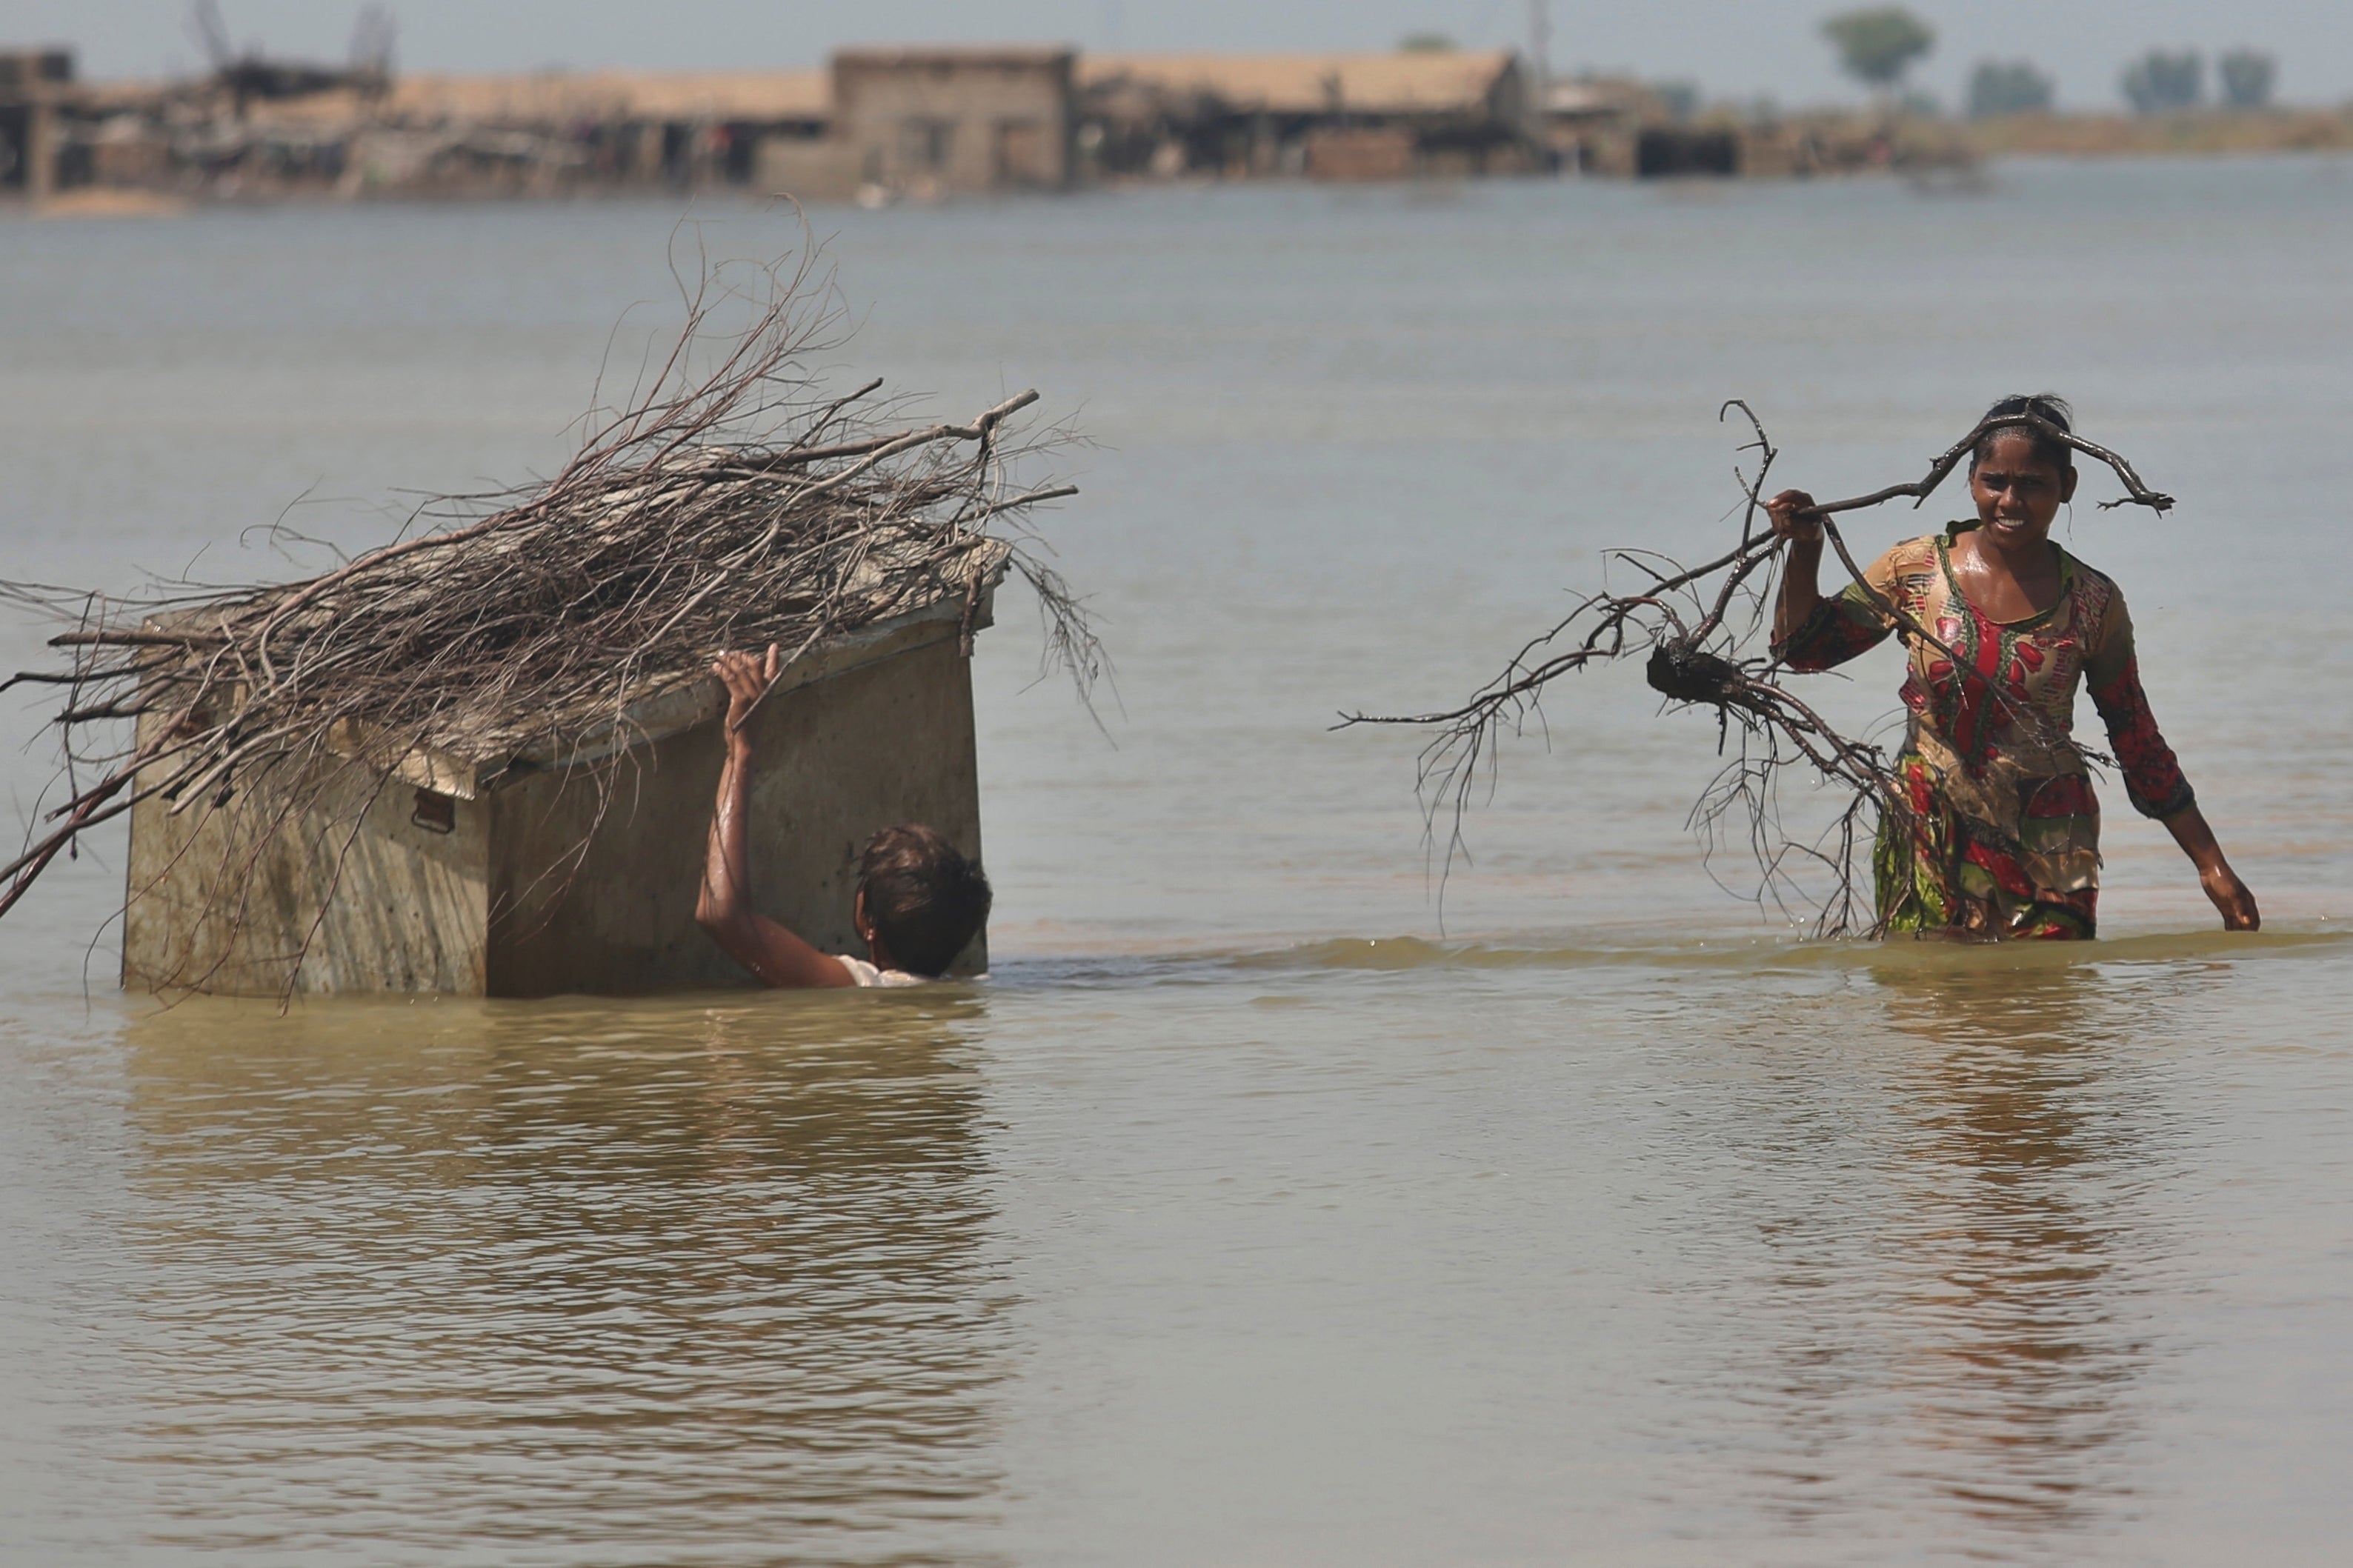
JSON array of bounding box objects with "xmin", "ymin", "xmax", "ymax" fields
[{"xmin": 4, "ymin": 28, "xmax": 2349, "ymax": 210}]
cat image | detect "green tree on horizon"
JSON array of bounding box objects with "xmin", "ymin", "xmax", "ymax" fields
[
  {"xmin": 2123, "ymin": 49, "xmax": 2203, "ymax": 114},
  {"xmin": 2220, "ymin": 49, "xmax": 2277, "ymax": 109},
  {"xmin": 1398, "ymin": 32, "xmax": 1457, "ymax": 54},
  {"xmin": 1821, "ymin": 7, "xmax": 1936, "ymax": 92}
]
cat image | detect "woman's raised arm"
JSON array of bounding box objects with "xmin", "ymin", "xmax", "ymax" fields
[{"xmin": 1767, "ymin": 489, "xmax": 1824, "ymax": 648}]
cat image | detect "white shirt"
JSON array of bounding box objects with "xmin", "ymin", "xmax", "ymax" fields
[{"xmin": 836, "ymin": 954, "xmax": 927, "ymax": 988}]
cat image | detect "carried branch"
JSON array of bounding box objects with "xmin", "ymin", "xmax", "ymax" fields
[
  {"xmin": 1800, "ymin": 410, "xmax": 2173, "ymax": 520},
  {"xmin": 1339, "ymin": 405, "xmax": 2168, "ymax": 935}
]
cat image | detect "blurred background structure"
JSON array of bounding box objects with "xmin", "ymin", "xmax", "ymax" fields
[{"xmin": 0, "ymin": 6, "xmax": 2345, "ymax": 204}]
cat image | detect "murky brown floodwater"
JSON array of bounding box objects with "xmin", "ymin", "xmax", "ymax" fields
[{"xmin": 5, "ymin": 159, "xmax": 2352, "ymax": 1563}]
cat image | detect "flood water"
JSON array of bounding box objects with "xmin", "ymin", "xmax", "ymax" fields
[{"xmin": 4, "ymin": 159, "xmax": 2352, "ymax": 1563}]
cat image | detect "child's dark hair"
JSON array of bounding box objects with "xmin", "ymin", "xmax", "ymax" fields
[
  {"xmin": 858, "ymin": 824, "xmax": 992, "ymax": 977},
  {"xmin": 1972, "ymin": 393, "xmax": 2075, "ymax": 473}
]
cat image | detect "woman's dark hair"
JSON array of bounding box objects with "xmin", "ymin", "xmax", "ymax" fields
[
  {"xmin": 1971, "ymin": 393, "xmax": 2075, "ymax": 473},
  {"xmin": 858, "ymin": 824, "xmax": 992, "ymax": 976}
]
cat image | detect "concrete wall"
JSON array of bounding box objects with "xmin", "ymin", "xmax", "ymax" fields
[
  {"xmin": 832, "ymin": 49, "xmax": 1074, "ymax": 193},
  {"xmin": 121, "ymin": 609, "xmax": 991, "ymax": 998},
  {"xmin": 122, "ymin": 733, "xmax": 492, "ymax": 996}
]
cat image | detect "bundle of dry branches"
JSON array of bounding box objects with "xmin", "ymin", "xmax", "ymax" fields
[
  {"xmin": 1341, "ymin": 403, "xmax": 2173, "ymax": 935},
  {"xmin": 1, "ymin": 247, "xmax": 1100, "ymax": 956}
]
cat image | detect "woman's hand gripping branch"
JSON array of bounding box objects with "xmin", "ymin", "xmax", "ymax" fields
[{"xmin": 1766, "ymin": 489, "xmax": 1824, "ymax": 648}]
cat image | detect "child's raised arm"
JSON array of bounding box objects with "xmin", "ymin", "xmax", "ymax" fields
[{"xmin": 695, "ymin": 646, "xmax": 858, "ymax": 987}]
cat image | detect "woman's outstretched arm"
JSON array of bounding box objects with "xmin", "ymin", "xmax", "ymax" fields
[
  {"xmin": 696, "ymin": 646, "xmax": 856, "ymax": 987},
  {"xmin": 2083, "ymin": 593, "xmax": 2257, "ymax": 933}
]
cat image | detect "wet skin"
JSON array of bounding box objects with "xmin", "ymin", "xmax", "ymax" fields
[
  {"xmin": 1949, "ymin": 430, "xmax": 2077, "ymax": 621},
  {"xmin": 695, "ymin": 644, "xmax": 894, "ymax": 987}
]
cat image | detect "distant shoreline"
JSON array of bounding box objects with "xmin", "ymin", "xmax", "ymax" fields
[
  {"xmin": 10, "ymin": 40, "xmax": 2351, "ymax": 207},
  {"xmin": 1962, "ymin": 107, "xmax": 2353, "ymax": 159},
  {"xmin": 6, "ymin": 116, "xmax": 2349, "ymax": 222}
]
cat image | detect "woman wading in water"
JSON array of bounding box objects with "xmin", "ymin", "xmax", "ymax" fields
[{"xmin": 1768, "ymin": 394, "xmax": 2258, "ymax": 940}]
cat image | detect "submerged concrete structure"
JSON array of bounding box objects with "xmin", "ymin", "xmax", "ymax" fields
[{"xmin": 122, "ymin": 569, "xmax": 1001, "ymax": 997}]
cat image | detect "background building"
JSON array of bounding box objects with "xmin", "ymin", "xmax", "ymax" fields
[
  {"xmin": 829, "ymin": 47, "xmax": 1076, "ymax": 196},
  {"xmin": 1076, "ymin": 49, "xmax": 1532, "ymax": 181},
  {"xmin": 0, "ymin": 47, "xmax": 74, "ymax": 201}
]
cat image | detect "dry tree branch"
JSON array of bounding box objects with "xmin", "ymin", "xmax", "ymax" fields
[{"xmin": 1800, "ymin": 410, "xmax": 2174, "ymax": 519}]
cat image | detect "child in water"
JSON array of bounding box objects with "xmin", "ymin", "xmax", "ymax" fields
[{"xmin": 695, "ymin": 645, "xmax": 992, "ymax": 987}]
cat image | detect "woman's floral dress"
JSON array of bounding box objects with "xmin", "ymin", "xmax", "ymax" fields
[{"xmin": 1776, "ymin": 524, "xmax": 2194, "ymax": 938}]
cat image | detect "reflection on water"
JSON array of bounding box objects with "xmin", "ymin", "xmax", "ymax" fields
[
  {"xmin": 117, "ymin": 991, "xmax": 1011, "ymax": 1564},
  {"xmin": 5, "ymin": 926, "xmax": 2343, "ymax": 1563},
  {"xmin": 1646, "ymin": 950, "xmax": 2195, "ymax": 1552},
  {"xmin": 1867, "ymin": 959, "xmax": 2160, "ymax": 1535}
]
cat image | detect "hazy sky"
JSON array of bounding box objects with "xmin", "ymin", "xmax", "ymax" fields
[{"xmin": 15, "ymin": 1, "xmax": 2352, "ymax": 110}]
